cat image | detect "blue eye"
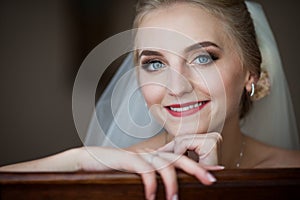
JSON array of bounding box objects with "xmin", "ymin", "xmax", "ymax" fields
[
  {"xmin": 193, "ymin": 55, "xmax": 213, "ymax": 65},
  {"xmin": 142, "ymin": 60, "xmax": 166, "ymax": 71}
]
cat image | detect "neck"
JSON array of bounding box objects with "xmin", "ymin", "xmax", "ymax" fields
[{"xmin": 220, "ymin": 114, "xmax": 244, "ymax": 168}]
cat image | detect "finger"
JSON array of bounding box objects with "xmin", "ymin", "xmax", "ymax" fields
[
  {"xmin": 157, "ymin": 140, "xmax": 175, "ymax": 152},
  {"xmin": 174, "ymin": 135, "xmax": 221, "ymax": 166},
  {"xmin": 151, "ymin": 156, "xmax": 178, "ymax": 200},
  {"xmin": 158, "ymin": 152, "xmax": 217, "ymax": 185},
  {"xmin": 175, "ymin": 133, "xmax": 221, "ymax": 155},
  {"xmin": 200, "ymin": 164, "xmax": 225, "ymax": 171},
  {"xmin": 122, "ymin": 152, "xmax": 159, "ymax": 200},
  {"xmin": 171, "ymin": 134, "xmax": 207, "ymax": 155},
  {"xmin": 141, "ymin": 152, "xmax": 178, "ymax": 200},
  {"xmin": 141, "ymin": 172, "xmax": 157, "ymax": 200},
  {"xmin": 82, "ymin": 148, "xmax": 159, "ymax": 200},
  {"xmin": 174, "ymin": 137, "xmax": 197, "ymax": 155},
  {"xmin": 115, "ymin": 151, "xmax": 155, "ymax": 173},
  {"xmin": 158, "ymin": 136, "xmax": 198, "ymax": 156}
]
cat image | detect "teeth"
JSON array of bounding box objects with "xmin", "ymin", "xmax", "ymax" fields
[{"xmin": 170, "ymin": 102, "xmax": 204, "ymax": 112}]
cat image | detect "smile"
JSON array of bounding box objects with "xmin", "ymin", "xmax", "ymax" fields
[{"xmin": 165, "ymin": 101, "xmax": 210, "ymax": 117}]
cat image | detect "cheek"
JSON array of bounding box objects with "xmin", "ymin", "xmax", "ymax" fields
[
  {"xmin": 191, "ymin": 66, "xmax": 226, "ymax": 99},
  {"xmin": 215, "ymin": 56, "xmax": 246, "ymax": 103},
  {"xmin": 141, "ymin": 85, "xmax": 168, "ymax": 125},
  {"xmin": 222, "ymin": 70, "xmax": 246, "ymax": 112},
  {"xmin": 226, "ymin": 77, "xmax": 244, "ymax": 95},
  {"xmin": 141, "ymin": 85, "xmax": 165, "ymax": 106},
  {"xmin": 223, "ymin": 64, "xmax": 246, "ymax": 96}
]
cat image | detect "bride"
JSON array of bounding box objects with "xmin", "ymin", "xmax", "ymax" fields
[{"xmin": 1, "ymin": 1, "xmax": 300, "ymax": 200}]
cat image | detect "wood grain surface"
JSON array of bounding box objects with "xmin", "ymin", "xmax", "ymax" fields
[{"xmin": 1, "ymin": 168, "xmax": 300, "ymax": 199}]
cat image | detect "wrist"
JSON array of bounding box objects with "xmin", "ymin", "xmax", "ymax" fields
[{"xmin": 67, "ymin": 147, "xmax": 85, "ymax": 171}]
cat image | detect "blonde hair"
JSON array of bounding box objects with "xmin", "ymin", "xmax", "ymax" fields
[{"xmin": 133, "ymin": 0, "xmax": 262, "ymax": 118}]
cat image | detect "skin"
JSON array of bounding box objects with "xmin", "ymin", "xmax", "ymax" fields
[
  {"xmin": 1, "ymin": 2, "xmax": 300, "ymax": 200},
  {"xmin": 130, "ymin": 2, "xmax": 300, "ymax": 169},
  {"xmin": 133, "ymin": 2, "xmax": 252, "ymax": 165}
]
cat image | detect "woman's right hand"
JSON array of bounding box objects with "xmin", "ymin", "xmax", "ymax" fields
[
  {"xmin": 76, "ymin": 146, "xmax": 223, "ymax": 200},
  {"xmin": 158, "ymin": 132, "xmax": 222, "ymax": 166}
]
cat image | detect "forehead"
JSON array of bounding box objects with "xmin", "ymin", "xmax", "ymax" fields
[{"xmin": 137, "ymin": 2, "xmax": 228, "ymax": 50}]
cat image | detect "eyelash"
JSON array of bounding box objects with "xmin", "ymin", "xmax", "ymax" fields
[
  {"xmin": 191, "ymin": 53, "xmax": 219, "ymax": 66},
  {"xmin": 140, "ymin": 52, "xmax": 219, "ymax": 72},
  {"xmin": 141, "ymin": 59, "xmax": 166, "ymax": 72}
]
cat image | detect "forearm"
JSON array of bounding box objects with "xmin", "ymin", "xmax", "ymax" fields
[{"xmin": 0, "ymin": 148, "xmax": 81, "ymax": 172}]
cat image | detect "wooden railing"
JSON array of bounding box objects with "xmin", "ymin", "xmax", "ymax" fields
[{"xmin": 1, "ymin": 168, "xmax": 300, "ymax": 199}]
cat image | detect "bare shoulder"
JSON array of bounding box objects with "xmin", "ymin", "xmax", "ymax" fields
[
  {"xmin": 252, "ymin": 138, "xmax": 300, "ymax": 168},
  {"xmin": 267, "ymin": 147, "xmax": 300, "ymax": 167},
  {"xmin": 125, "ymin": 131, "xmax": 168, "ymax": 151}
]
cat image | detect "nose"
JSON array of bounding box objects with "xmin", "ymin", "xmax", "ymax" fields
[{"xmin": 167, "ymin": 65, "xmax": 193, "ymax": 97}]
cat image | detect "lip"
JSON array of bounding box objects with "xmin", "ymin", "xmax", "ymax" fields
[{"xmin": 164, "ymin": 100, "xmax": 210, "ymax": 117}]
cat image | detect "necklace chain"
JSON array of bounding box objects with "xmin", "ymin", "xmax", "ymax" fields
[{"xmin": 236, "ymin": 136, "xmax": 246, "ymax": 168}]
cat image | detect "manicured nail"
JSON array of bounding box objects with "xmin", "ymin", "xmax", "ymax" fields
[
  {"xmin": 206, "ymin": 172, "xmax": 216, "ymax": 182},
  {"xmin": 216, "ymin": 165, "xmax": 225, "ymax": 169},
  {"xmin": 172, "ymin": 194, "xmax": 178, "ymax": 200}
]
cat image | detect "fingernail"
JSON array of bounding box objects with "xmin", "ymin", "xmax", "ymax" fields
[
  {"xmin": 172, "ymin": 194, "xmax": 178, "ymax": 200},
  {"xmin": 217, "ymin": 165, "xmax": 225, "ymax": 169},
  {"xmin": 206, "ymin": 172, "xmax": 216, "ymax": 182}
]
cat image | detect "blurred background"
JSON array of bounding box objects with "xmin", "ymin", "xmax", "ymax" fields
[{"xmin": 0, "ymin": 0, "xmax": 299, "ymax": 166}]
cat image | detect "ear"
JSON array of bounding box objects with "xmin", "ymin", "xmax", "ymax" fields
[{"xmin": 244, "ymin": 71, "xmax": 257, "ymax": 93}]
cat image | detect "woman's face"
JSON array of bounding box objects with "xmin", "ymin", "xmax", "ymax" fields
[{"xmin": 136, "ymin": 3, "xmax": 249, "ymax": 136}]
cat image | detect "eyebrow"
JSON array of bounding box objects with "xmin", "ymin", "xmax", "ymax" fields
[
  {"xmin": 138, "ymin": 41, "xmax": 221, "ymax": 59},
  {"xmin": 184, "ymin": 41, "xmax": 222, "ymax": 53},
  {"xmin": 138, "ymin": 50, "xmax": 163, "ymax": 60}
]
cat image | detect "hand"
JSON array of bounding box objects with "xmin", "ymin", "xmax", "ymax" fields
[
  {"xmin": 77, "ymin": 146, "xmax": 223, "ymax": 200},
  {"xmin": 158, "ymin": 132, "xmax": 222, "ymax": 166}
]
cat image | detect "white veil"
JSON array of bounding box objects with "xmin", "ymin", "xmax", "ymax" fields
[
  {"xmin": 241, "ymin": 2, "xmax": 299, "ymax": 150},
  {"xmin": 84, "ymin": 53, "xmax": 164, "ymax": 148},
  {"xmin": 84, "ymin": 1, "xmax": 300, "ymax": 150}
]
